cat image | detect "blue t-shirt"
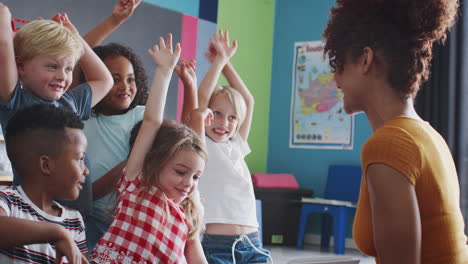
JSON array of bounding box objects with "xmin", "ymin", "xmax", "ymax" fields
[
  {"xmin": 0, "ymin": 80, "xmax": 92, "ymax": 135},
  {"xmin": 84, "ymin": 106, "xmax": 145, "ymax": 215},
  {"xmin": 83, "ymin": 106, "xmax": 144, "ymax": 250}
]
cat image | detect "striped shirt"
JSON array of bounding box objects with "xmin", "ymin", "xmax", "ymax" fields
[{"xmin": 0, "ymin": 186, "xmax": 87, "ymax": 264}]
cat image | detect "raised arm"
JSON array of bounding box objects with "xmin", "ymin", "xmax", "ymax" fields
[
  {"xmin": 222, "ymin": 61, "xmax": 253, "ymax": 140},
  {"xmin": 198, "ymin": 30, "xmax": 237, "ymax": 108},
  {"xmin": 188, "ymin": 108, "xmax": 213, "ymax": 145},
  {"xmin": 367, "ymin": 164, "xmax": 421, "ymax": 264},
  {"xmin": 83, "ymin": 0, "xmax": 141, "ymax": 47},
  {"xmin": 71, "ymin": 0, "xmax": 140, "ymax": 89},
  {"xmin": 175, "ymin": 59, "xmax": 198, "ymax": 124},
  {"xmin": 0, "ymin": 208, "xmax": 88, "ymax": 264},
  {"xmin": 125, "ymin": 34, "xmax": 180, "ymax": 180},
  {"xmin": 92, "ymin": 160, "xmax": 126, "ymax": 200},
  {"xmin": 53, "ymin": 13, "xmax": 113, "ymax": 106},
  {"xmin": 0, "ymin": 3, "xmax": 18, "ymax": 104}
]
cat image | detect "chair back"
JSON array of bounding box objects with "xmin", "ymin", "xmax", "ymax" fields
[{"xmin": 324, "ymin": 165, "xmax": 362, "ymax": 203}]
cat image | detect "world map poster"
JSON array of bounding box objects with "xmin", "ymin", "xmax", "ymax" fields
[{"xmin": 290, "ymin": 41, "xmax": 354, "ymax": 149}]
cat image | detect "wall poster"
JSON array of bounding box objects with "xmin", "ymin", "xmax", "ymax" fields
[{"xmin": 290, "ymin": 41, "xmax": 354, "ymax": 149}]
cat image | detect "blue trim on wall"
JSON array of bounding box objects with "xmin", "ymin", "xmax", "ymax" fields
[
  {"xmin": 143, "ymin": 0, "xmax": 199, "ymax": 17},
  {"xmin": 199, "ymin": 0, "xmax": 218, "ymax": 23}
]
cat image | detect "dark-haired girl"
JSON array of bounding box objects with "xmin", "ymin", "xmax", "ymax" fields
[{"xmin": 323, "ymin": 0, "xmax": 468, "ymax": 263}]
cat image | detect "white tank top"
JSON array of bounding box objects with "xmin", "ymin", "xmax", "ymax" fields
[{"xmin": 198, "ymin": 135, "xmax": 258, "ymax": 228}]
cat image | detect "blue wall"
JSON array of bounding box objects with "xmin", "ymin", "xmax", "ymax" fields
[{"xmin": 268, "ymin": 0, "xmax": 372, "ymax": 198}]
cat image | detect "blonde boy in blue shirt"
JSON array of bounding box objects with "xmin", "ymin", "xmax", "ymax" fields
[{"xmin": 0, "ymin": 4, "xmax": 113, "ymax": 216}]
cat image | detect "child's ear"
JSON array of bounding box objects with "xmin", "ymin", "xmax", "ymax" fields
[
  {"xmin": 15, "ymin": 56, "xmax": 25, "ymax": 77},
  {"xmin": 39, "ymin": 155, "xmax": 54, "ymax": 175}
]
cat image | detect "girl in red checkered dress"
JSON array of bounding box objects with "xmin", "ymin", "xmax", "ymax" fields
[{"xmin": 90, "ymin": 34, "xmax": 209, "ymax": 264}]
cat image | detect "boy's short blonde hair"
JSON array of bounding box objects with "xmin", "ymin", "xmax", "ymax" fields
[
  {"xmin": 13, "ymin": 20, "xmax": 83, "ymax": 63},
  {"xmin": 208, "ymin": 86, "xmax": 247, "ymax": 134}
]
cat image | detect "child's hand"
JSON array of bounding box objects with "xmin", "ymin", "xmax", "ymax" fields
[
  {"xmin": 54, "ymin": 228, "xmax": 88, "ymax": 264},
  {"xmin": 207, "ymin": 30, "xmax": 237, "ymax": 64},
  {"xmin": 0, "ymin": 3, "xmax": 11, "ymax": 20},
  {"xmin": 175, "ymin": 59, "xmax": 197, "ymax": 87},
  {"xmin": 190, "ymin": 108, "xmax": 213, "ymax": 127},
  {"xmin": 204, "ymin": 42, "xmax": 217, "ymax": 63},
  {"xmin": 148, "ymin": 33, "xmax": 181, "ymax": 71},
  {"xmin": 51, "ymin": 13, "xmax": 79, "ymax": 35},
  {"xmin": 111, "ymin": 0, "xmax": 141, "ymax": 24}
]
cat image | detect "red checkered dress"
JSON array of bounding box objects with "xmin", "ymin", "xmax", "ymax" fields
[{"xmin": 90, "ymin": 172, "xmax": 189, "ymax": 264}]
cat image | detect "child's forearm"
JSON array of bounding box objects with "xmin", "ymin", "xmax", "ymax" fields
[
  {"xmin": 222, "ymin": 62, "xmax": 253, "ymax": 105},
  {"xmin": 71, "ymin": 17, "xmax": 119, "ymax": 90},
  {"xmin": 126, "ymin": 35, "xmax": 179, "ymax": 181},
  {"xmin": 223, "ymin": 62, "xmax": 254, "ymax": 140},
  {"xmin": 188, "ymin": 111, "xmax": 206, "ymax": 144},
  {"xmin": 92, "ymin": 160, "xmax": 126, "ymax": 201},
  {"xmin": 184, "ymin": 237, "xmax": 208, "ymax": 264},
  {"xmin": 0, "ymin": 216, "xmax": 68, "ymax": 248},
  {"xmin": 198, "ymin": 58, "xmax": 227, "ymax": 108},
  {"xmin": 144, "ymin": 68, "xmax": 173, "ymax": 124},
  {"xmin": 79, "ymin": 39, "xmax": 113, "ymax": 107},
  {"xmin": 125, "ymin": 68, "xmax": 173, "ymax": 180},
  {"xmin": 181, "ymin": 81, "xmax": 198, "ymax": 125},
  {"xmin": 83, "ymin": 16, "xmax": 122, "ymax": 48},
  {"xmin": 0, "ymin": 4, "xmax": 18, "ymax": 104}
]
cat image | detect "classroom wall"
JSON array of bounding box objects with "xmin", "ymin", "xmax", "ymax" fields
[
  {"xmin": 146, "ymin": 0, "xmax": 276, "ymax": 173},
  {"xmin": 217, "ymin": 0, "xmax": 276, "ymax": 173},
  {"xmin": 6, "ymin": 0, "xmax": 273, "ymax": 174},
  {"xmin": 267, "ymin": 0, "xmax": 372, "ymax": 198}
]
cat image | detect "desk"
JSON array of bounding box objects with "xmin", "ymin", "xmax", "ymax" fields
[
  {"xmin": 254, "ymin": 188, "xmax": 313, "ymax": 246},
  {"xmin": 0, "ymin": 175, "xmax": 12, "ymax": 186}
]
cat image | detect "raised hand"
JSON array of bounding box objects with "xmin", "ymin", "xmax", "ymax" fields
[
  {"xmin": 51, "ymin": 13, "xmax": 79, "ymax": 35},
  {"xmin": 111, "ymin": 0, "xmax": 141, "ymax": 24},
  {"xmin": 188, "ymin": 107, "xmax": 214, "ymax": 139},
  {"xmin": 148, "ymin": 33, "xmax": 181, "ymax": 71},
  {"xmin": 207, "ymin": 30, "xmax": 237, "ymax": 64},
  {"xmin": 0, "ymin": 3, "xmax": 12, "ymax": 35},
  {"xmin": 0, "ymin": 3, "xmax": 11, "ymax": 21},
  {"xmin": 195, "ymin": 107, "xmax": 214, "ymax": 128},
  {"xmin": 175, "ymin": 59, "xmax": 197, "ymax": 87},
  {"xmin": 204, "ymin": 42, "xmax": 217, "ymax": 63},
  {"xmin": 54, "ymin": 229, "xmax": 88, "ymax": 264}
]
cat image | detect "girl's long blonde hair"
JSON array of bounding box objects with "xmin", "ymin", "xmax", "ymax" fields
[{"xmin": 140, "ymin": 119, "xmax": 207, "ymax": 239}]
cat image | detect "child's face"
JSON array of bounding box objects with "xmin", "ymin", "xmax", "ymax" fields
[
  {"xmin": 17, "ymin": 54, "xmax": 75, "ymax": 100},
  {"xmin": 158, "ymin": 149, "xmax": 205, "ymax": 204},
  {"xmin": 50, "ymin": 128, "xmax": 88, "ymax": 200},
  {"xmin": 206, "ymin": 93, "xmax": 239, "ymax": 143},
  {"xmin": 98, "ymin": 56, "xmax": 137, "ymax": 115}
]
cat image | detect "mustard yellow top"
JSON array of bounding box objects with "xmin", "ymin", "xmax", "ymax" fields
[{"xmin": 354, "ymin": 117, "xmax": 468, "ymax": 264}]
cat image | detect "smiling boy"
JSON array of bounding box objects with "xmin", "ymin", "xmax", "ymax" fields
[
  {"xmin": 0, "ymin": 5, "xmax": 112, "ymax": 133},
  {"xmin": 0, "ymin": 104, "xmax": 89, "ymax": 264},
  {"xmin": 0, "ymin": 4, "xmax": 113, "ymax": 217}
]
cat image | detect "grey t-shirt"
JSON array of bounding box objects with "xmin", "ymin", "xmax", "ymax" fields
[{"xmin": 0, "ymin": 80, "xmax": 92, "ymax": 135}]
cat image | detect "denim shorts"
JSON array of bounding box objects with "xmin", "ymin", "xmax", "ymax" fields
[{"xmin": 202, "ymin": 232, "xmax": 271, "ymax": 264}]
